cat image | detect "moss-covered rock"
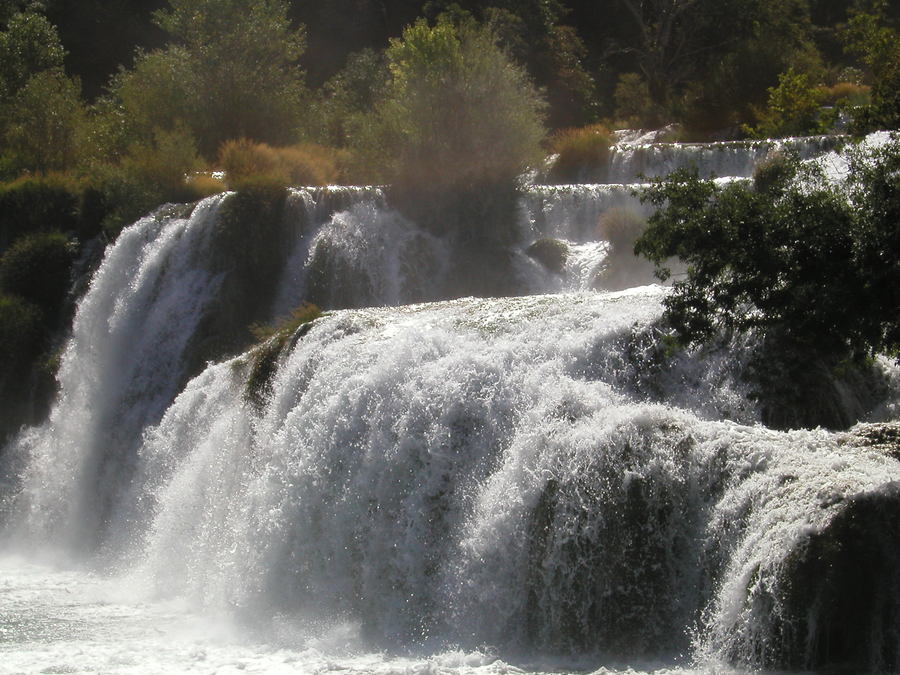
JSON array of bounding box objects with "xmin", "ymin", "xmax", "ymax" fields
[
  {"xmin": 244, "ymin": 303, "xmax": 322, "ymax": 411},
  {"xmin": 526, "ymin": 238, "xmax": 568, "ymax": 275},
  {"xmin": 760, "ymin": 482, "xmax": 900, "ymax": 672},
  {"xmin": 181, "ymin": 184, "xmax": 295, "ymax": 382},
  {"xmin": 747, "ymin": 344, "xmax": 890, "ymax": 431},
  {"xmin": 839, "ymin": 422, "xmax": 900, "ymax": 461}
]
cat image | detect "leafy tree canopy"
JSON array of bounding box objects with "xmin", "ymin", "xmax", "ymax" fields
[
  {"xmin": 0, "ymin": 9, "xmax": 63, "ymax": 100},
  {"xmin": 362, "ymin": 14, "xmax": 546, "ymax": 192},
  {"xmin": 635, "ymin": 140, "xmax": 900, "ymax": 364},
  {"xmin": 107, "ymin": 0, "xmax": 310, "ymax": 158}
]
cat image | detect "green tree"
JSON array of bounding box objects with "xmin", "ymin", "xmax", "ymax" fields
[
  {"xmin": 842, "ymin": 3, "xmax": 900, "ymax": 132},
  {"xmin": 743, "ymin": 67, "xmax": 829, "ymax": 138},
  {"xmin": 634, "ymin": 141, "xmax": 900, "ymax": 362},
  {"xmin": 4, "ymin": 68, "xmax": 84, "ymax": 172},
  {"xmin": 318, "ymin": 48, "xmax": 390, "ymax": 147},
  {"xmin": 107, "ymin": 0, "xmax": 309, "ymax": 158},
  {"xmin": 0, "ymin": 10, "xmax": 64, "ymax": 101},
  {"xmin": 360, "ymin": 15, "xmax": 545, "ymax": 200}
]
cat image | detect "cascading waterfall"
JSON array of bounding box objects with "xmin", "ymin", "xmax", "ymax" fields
[
  {"xmin": 606, "ymin": 135, "xmax": 846, "ymax": 182},
  {"xmin": 1, "ymin": 134, "xmax": 897, "ymax": 674}
]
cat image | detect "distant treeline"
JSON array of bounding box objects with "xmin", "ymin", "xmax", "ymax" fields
[{"xmin": 3, "ymin": 0, "xmax": 898, "ymax": 130}]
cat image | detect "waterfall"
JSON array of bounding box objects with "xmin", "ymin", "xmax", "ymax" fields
[{"xmin": 1, "ymin": 134, "xmax": 897, "ymax": 673}]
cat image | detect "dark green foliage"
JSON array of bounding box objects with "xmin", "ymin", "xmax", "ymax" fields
[
  {"xmin": 843, "ymin": 6, "xmax": 900, "ymax": 133},
  {"xmin": 636, "ymin": 142, "xmax": 899, "ymax": 359},
  {"xmin": 751, "ymin": 151, "xmax": 795, "ymax": 194},
  {"xmin": 0, "ymin": 291, "xmax": 47, "ymax": 441},
  {"xmin": 0, "ymin": 230, "xmax": 73, "ymax": 315},
  {"xmin": 0, "ymin": 10, "xmax": 64, "ymax": 101},
  {"xmin": 213, "ymin": 179, "xmax": 291, "ymax": 300},
  {"xmin": 0, "ymin": 292, "xmax": 43, "ymax": 370},
  {"xmin": 635, "ymin": 140, "xmax": 900, "ymax": 427},
  {"xmin": 0, "ymin": 175, "xmax": 78, "ymax": 250}
]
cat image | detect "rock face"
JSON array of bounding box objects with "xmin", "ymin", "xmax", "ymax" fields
[
  {"xmin": 769, "ymin": 482, "xmax": 900, "ymax": 672},
  {"xmin": 526, "ymin": 238, "xmax": 569, "ymax": 274},
  {"xmin": 760, "ymin": 422, "xmax": 900, "ymax": 672},
  {"xmin": 840, "ymin": 422, "xmax": 900, "ymax": 461}
]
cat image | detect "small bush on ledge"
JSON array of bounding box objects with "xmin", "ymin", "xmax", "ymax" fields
[
  {"xmin": 218, "ymin": 139, "xmax": 339, "ymax": 190},
  {"xmin": 545, "ymin": 124, "xmax": 612, "ymax": 184}
]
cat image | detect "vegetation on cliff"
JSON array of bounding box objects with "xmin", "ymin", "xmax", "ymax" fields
[{"xmin": 635, "ymin": 138, "xmax": 900, "ymax": 427}]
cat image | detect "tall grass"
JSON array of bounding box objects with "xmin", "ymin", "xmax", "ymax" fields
[{"xmin": 218, "ymin": 139, "xmax": 340, "ymax": 190}]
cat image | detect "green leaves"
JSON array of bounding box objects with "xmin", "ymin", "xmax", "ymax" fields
[{"xmin": 635, "ymin": 140, "xmax": 900, "ymax": 362}]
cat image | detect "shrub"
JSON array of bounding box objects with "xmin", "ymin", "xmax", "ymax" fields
[
  {"xmin": 218, "ymin": 138, "xmax": 282, "ymax": 186},
  {"xmin": 275, "ymin": 144, "xmax": 339, "ymax": 186},
  {"xmin": 0, "ymin": 174, "xmax": 79, "ymax": 250},
  {"xmin": 817, "ymin": 82, "xmax": 871, "ymax": 107},
  {"xmin": 218, "ymin": 139, "xmax": 339, "ymax": 189},
  {"xmin": 0, "ymin": 231, "xmax": 74, "ymax": 315},
  {"xmin": 184, "ymin": 173, "xmax": 227, "ymax": 198},
  {"xmin": 743, "ymin": 68, "xmax": 830, "ymax": 138},
  {"xmin": 546, "ymin": 124, "xmax": 612, "ymax": 184}
]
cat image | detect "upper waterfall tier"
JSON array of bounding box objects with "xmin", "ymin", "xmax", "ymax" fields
[{"xmin": 538, "ymin": 134, "xmax": 847, "ymax": 185}]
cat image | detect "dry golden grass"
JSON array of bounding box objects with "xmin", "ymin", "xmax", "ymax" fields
[
  {"xmin": 817, "ymin": 82, "xmax": 871, "ymax": 107},
  {"xmin": 184, "ymin": 173, "xmax": 227, "ymax": 198},
  {"xmin": 218, "ymin": 139, "xmax": 340, "ymax": 189}
]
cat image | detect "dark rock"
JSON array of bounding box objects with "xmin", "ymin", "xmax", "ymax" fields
[
  {"xmin": 839, "ymin": 422, "xmax": 900, "ymax": 462},
  {"xmin": 526, "ymin": 238, "xmax": 568, "ymax": 275},
  {"xmin": 765, "ymin": 482, "xmax": 900, "ymax": 672}
]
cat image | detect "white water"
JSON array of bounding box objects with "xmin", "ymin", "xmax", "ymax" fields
[
  {"xmin": 606, "ymin": 135, "xmax": 845, "ymax": 182},
  {"xmin": 1, "ymin": 135, "xmax": 897, "ymax": 674}
]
